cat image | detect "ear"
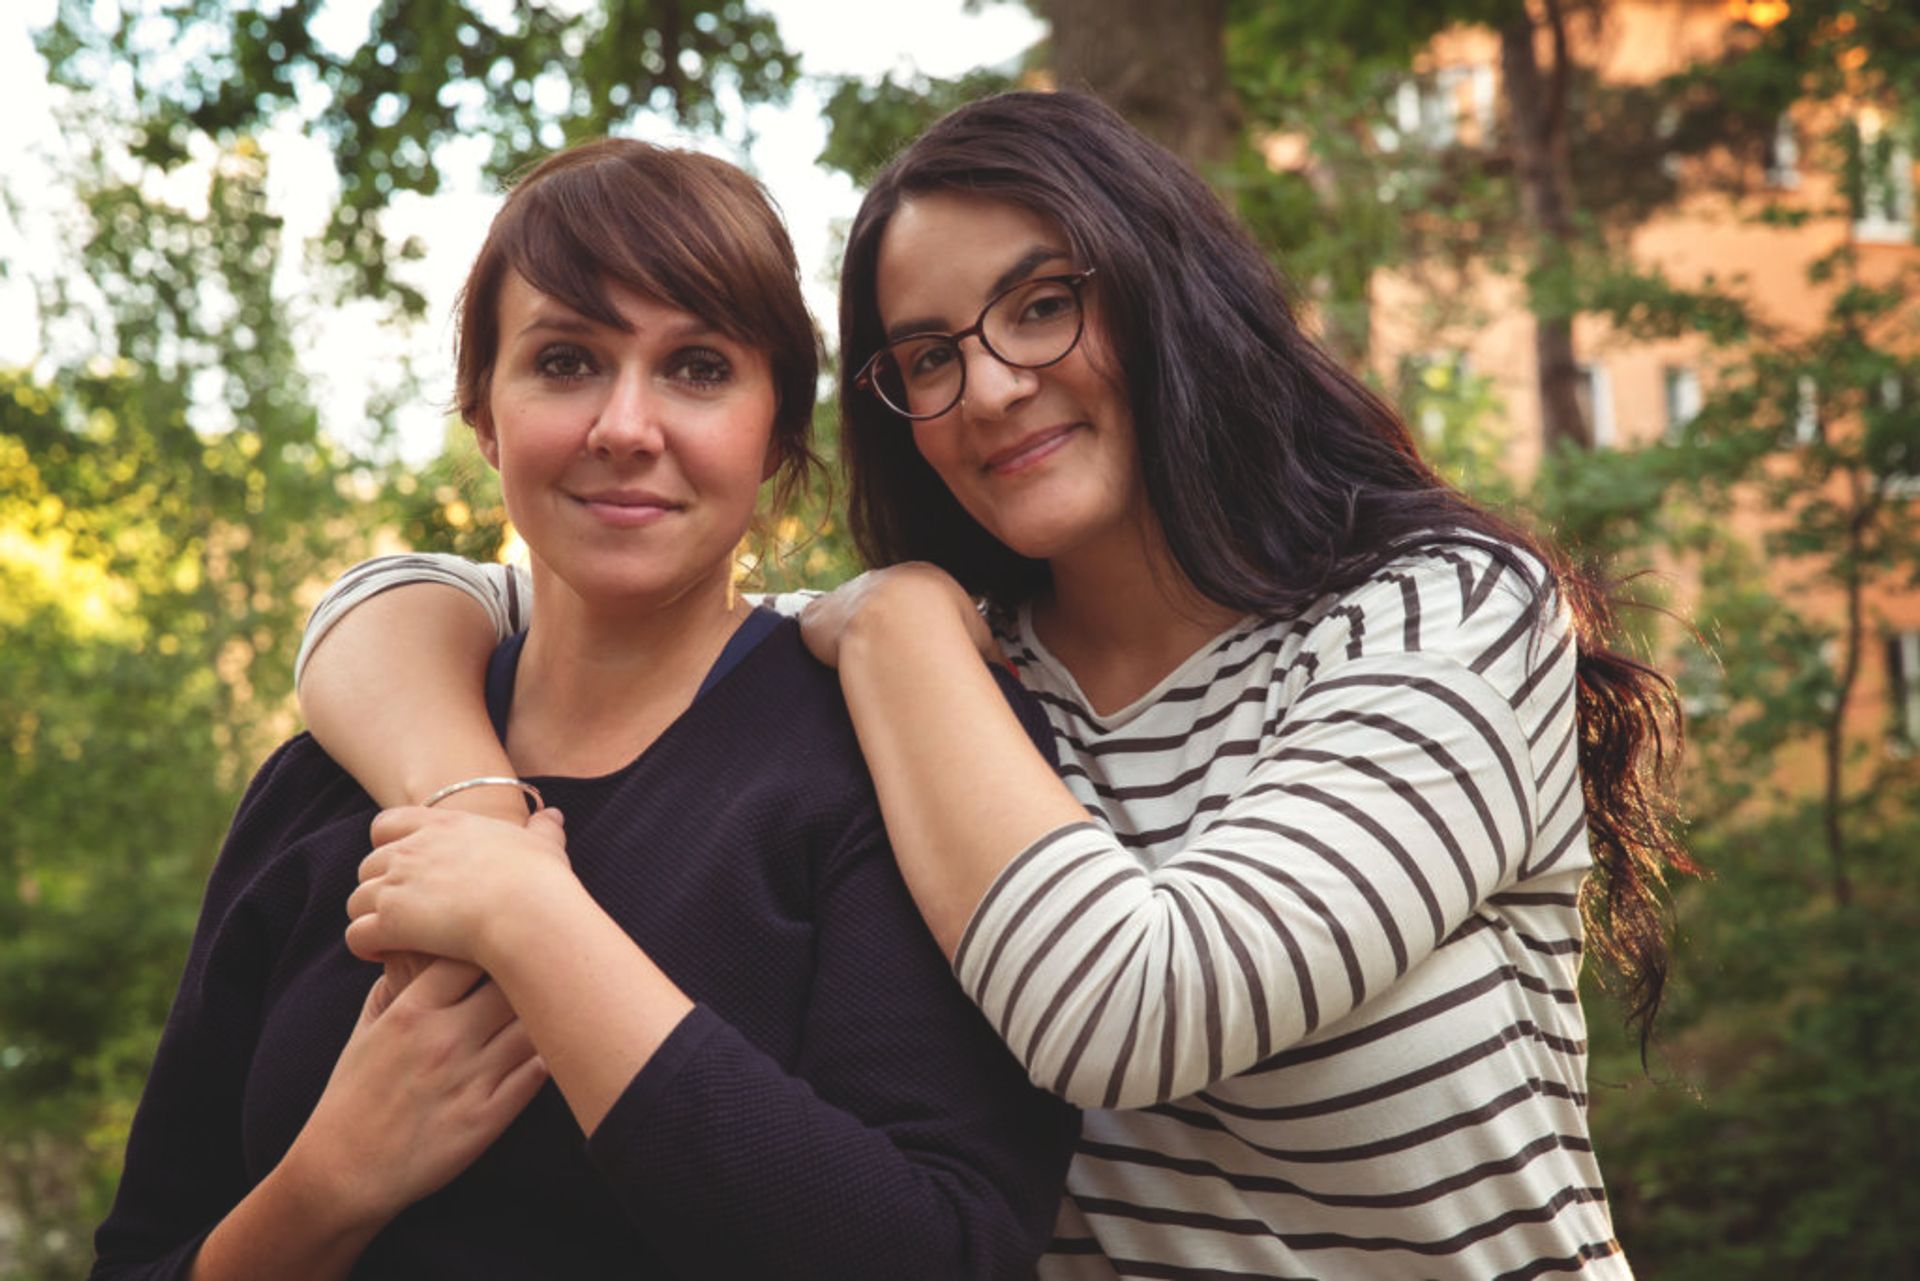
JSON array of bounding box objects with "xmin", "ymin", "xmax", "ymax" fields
[
  {"xmin": 761, "ymin": 431, "xmax": 783, "ymax": 484},
  {"xmin": 472, "ymin": 404, "xmax": 501, "ymax": 472}
]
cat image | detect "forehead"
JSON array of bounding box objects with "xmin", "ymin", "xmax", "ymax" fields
[
  {"xmin": 874, "ymin": 193, "xmax": 1069, "ymax": 325},
  {"xmin": 497, "ymin": 269, "xmax": 704, "ymax": 336}
]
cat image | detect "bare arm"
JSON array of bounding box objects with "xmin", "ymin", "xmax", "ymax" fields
[
  {"xmin": 802, "ymin": 568, "xmax": 1087, "ymax": 957},
  {"xmin": 185, "ymin": 1165, "xmax": 375, "ymax": 1281},
  {"xmin": 297, "ymin": 583, "xmax": 525, "ymax": 825},
  {"xmin": 804, "ymin": 559, "xmax": 1550, "ymax": 1110},
  {"xmin": 346, "ymin": 809, "xmax": 692, "ymax": 1134}
]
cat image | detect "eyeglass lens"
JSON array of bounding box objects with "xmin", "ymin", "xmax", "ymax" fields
[{"xmin": 871, "ymin": 276, "xmax": 1085, "ymax": 419}]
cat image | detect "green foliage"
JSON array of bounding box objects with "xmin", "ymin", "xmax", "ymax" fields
[
  {"xmin": 745, "ymin": 400, "xmax": 863, "ymax": 594},
  {"xmin": 1222, "ymin": 3, "xmax": 1524, "ymax": 363},
  {"xmin": 387, "ymin": 425, "xmax": 514, "ymax": 565},
  {"xmin": 1512, "ymin": 206, "xmax": 1920, "ymax": 1275},
  {"xmin": 818, "ymin": 66, "xmax": 1019, "ymax": 185},
  {"xmin": 0, "ymin": 133, "xmax": 378, "ymax": 1272},
  {"xmin": 37, "ymin": 0, "xmax": 799, "ymax": 314},
  {"xmin": 1588, "ymin": 801, "xmax": 1920, "ymax": 1278}
]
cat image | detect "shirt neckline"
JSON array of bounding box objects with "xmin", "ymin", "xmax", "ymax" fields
[
  {"xmin": 1013, "ymin": 602, "xmax": 1256, "ymax": 732},
  {"xmin": 484, "ymin": 606, "xmax": 784, "ymax": 780}
]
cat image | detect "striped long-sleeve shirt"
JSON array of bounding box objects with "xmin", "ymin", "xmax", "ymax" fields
[{"xmin": 297, "ymin": 544, "xmax": 1629, "ymax": 1279}]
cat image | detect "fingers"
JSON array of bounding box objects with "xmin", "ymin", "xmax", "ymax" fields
[
  {"xmin": 359, "ymin": 971, "xmax": 398, "ymax": 1025},
  {"xmin": 525, "ymin": 808, "xmax": 566, "ymax": 849},
  {"xmin": 476, "ymin": 1016, "xmax": 540, "ymax": 1084},
  {"xmin": 370, "ymin": 804, "xmax": 435, "ymax": 848},
  {"xmin": 343, "ymin": 911, "xmax": 385, "ymax": 963},
  {"xmin": 381, "ymin": 950, "xmax": 428, "ymax": 998},
  {"xmin": 396, "ymin": 958, "xmax": 489, "ymax": 1010},
  {"xmin": 484, "ymin": 1041, "xmax": 550, "ymax": 1121}
]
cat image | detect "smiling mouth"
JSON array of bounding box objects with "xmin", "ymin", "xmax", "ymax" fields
[
  {"xmin": 573, "ymin": 492, "xmax": 681, "ymax": 526},
  {"xmin": 984, "ymin": 425, "xmax": 1080, "ymax": 475}
]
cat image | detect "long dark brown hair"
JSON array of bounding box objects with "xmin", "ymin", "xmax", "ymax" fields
[{"xmin": 837, "ymin": 90, "xmax": 1697, "ymax": 1046}]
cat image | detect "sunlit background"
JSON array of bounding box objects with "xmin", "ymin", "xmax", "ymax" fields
[{"xmin": 3, "ymin": 1, "xmax": 1918, "ymax": 1276}]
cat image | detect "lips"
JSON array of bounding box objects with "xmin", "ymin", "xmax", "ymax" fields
[
  {"xmin": 982, "ymin": 424, "xmax": 1080, "ymax": 475},
  {"xmin": 572, "ymin": 488, "xmax": 682, "ymax": 527}
]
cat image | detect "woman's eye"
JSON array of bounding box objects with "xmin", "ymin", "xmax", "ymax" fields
[
  {"xmin": 906, "ymin": 342, "xmax": 957, "ymax": 381},
  {"xmin": 535, "ymin": 345, "xmax": 594, "ymax": 381},
  {"xmin": 673, "ymin": 347, "xmax": 733, "ymax": 387},
  {"xmin": 1019, "ymin": 288, "xmax": 1075, "ymax": 324}
]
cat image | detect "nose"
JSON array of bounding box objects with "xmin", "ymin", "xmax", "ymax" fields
[
  {"xmin": 954, "ymin": 337, "xmax": 1037, "ymax": 422},
  {"xmin": 586, "ymin": 367, "xmax": 666, "ymax": 458}
]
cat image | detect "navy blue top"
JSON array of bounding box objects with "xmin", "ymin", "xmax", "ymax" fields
[
  {"xmin": 92, "ymin": 618, "xmax": 1077, "ymax": 1279},
  {"xmin": 483, "ymin": 606, "xmax": 786, "ymax": 739}
]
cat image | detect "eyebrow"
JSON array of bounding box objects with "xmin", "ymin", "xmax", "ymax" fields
[
  {"xmin": 884, "ymin": 245, "xmax": 1071, "ymax": 343},
  {"xmin": 515, "ymin": 309, "xmax": 721, "ymax": 343}
]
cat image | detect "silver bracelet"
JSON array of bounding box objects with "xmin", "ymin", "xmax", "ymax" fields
[{"xmin": 420, "ymin": 775, "xmax": 545, "ymax": 814}]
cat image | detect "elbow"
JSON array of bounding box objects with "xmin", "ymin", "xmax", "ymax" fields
[{"xmin": 1058, "ymin": 1062, "xmax": 1206, "ymax": 1112}]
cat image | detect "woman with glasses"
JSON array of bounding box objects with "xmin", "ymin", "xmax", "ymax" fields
[
  {"xmin": 291, "ymin": 93, "xmax": 1685, "ymax": 1278},
  {"xmin": 90, "ymin": 137, "xmax": 1075, "ymax": 1281}
]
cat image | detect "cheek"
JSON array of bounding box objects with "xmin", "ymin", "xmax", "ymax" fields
[
  {"xmin": 909, "ymin": 420, "xmax": 968, "ymax": 486},
  {"xmin": 697, "ymin": 402, "xmax": 781, "ymax": 498}
]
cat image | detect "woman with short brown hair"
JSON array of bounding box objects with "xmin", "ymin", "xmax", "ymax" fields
[{"xmin": 90, "ymin": 136, "xmax": 1074, "ymax": 1281}]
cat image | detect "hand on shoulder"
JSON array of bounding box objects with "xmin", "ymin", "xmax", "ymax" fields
[{"xmin": 799, "ymin": 563, "xmax": 1002, "ymax": 670}]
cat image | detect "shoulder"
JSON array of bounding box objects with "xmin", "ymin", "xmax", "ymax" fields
[
  {"xmin": 297, "ymin": 554, "xmax": 532, "ymax": 682},
  {"xmin": 1295, "ymin": 538, "xmax": 1570, "ymax": 706},
  {"xmin": 698, "ymin": 621, "xmax": 875, "ymax": 801},
  {"xmin": 210, "ymin": 736, "xmax": 376, "ymax": 902},
  {"xmin": 221, "ymin": 735, "xmax": 370, "ymax": 858},
  {"xmin": 185, "ymin": 735, "xmax": 377, "ymax": 983}
]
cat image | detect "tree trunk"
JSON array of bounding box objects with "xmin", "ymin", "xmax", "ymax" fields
[
  {"xmin": 1822, "ymin": 478, "xmax": 1871, "ymax": 907},
  {"xmin": 1501, "ymin": 1, "xmax": 1590, "ymax": 451},
  {"xmin": 1040, "ymin": 0, "xmax": 1235, "ymax": 169}
]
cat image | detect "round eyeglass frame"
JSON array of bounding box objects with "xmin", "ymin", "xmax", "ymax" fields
[{"xmin": 854, "ymin": 268, "xmax": 1098, "ymax": 421}]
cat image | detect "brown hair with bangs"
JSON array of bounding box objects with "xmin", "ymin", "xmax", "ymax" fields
[{"xmin": 455, "ymin": 137, "xmax": 821, "ymax": 511}]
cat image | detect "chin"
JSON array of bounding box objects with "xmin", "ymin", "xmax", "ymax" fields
[{"xmin": 979, "ymin": 497, "xmax": 1123, "ymax": 562}]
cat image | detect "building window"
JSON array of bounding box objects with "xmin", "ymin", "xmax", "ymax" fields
[
  {"xmin": 1763, "ymin": 113, "xmax": 1801, "ymax": 189},
  {"xmin": 1889, "ymin": 631, "xmax": 1920, "ymax": 750},
  {"xmin": 1575, "ymin": 363, "xmax": 1615, "ymax": 448},
  {"xmin": 1794, "ymin": 375, "xmax": 1823, "ymax": 445},
  {"xmin": 1664, "ymin": 365, "xmax": 1703, "ymax": 441},
  {"xmin": 1879, "ymin": 374, "xmax": 1920, "ymax": 498},
  {"xmin": 1387, "ymin": 66, "xmax": 1495, "ymax": 151},
  {"xmin": 1853, "ymin": 110, "xmax": 1915, "ymax": 244}
]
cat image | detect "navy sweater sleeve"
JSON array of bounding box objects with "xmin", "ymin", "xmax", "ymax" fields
[
  {"xmin": 90, "ymin": 738, "xmax": 365, "ymax": 1281},
  {"xmin": 584, "ymin": 679, "xmax": 1078, "ymax": 1279}
]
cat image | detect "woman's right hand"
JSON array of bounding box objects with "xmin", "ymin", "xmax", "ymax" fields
[
  {"xmin": 799, "ymin": 563, "xmax": 1001, "ymax": 671},
  {"xmin": 279, "ymin": 958, "xmax": 548, "ymax": 1230}
]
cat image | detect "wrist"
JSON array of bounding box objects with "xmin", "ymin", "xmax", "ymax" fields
[
  {"xmin": 474, "ymin": 864, "xmax": 589, "ymax": 979},
  {"xmin": 266, "ymin": 1138, "xmax": 394, "ymax": 1247},
  {"xmin": 422, "ymin": 777, "xmax": 539, "ymax": 827},
  {"xmin": 841, "ymin": 570, "xmax": 976, "ymax": 666}
]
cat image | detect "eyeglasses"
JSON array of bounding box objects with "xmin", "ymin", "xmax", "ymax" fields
[{"xmin": 855, "ymin": 268, "xmax": 1096, "ymax": 420}]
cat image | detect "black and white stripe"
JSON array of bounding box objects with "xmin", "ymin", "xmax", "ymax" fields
[{"xmin": 960, "ymin": 547, "xmax": 1626, "ymax": 1279}]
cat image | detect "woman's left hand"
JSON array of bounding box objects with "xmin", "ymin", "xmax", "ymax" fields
[{"xmin": 346, "ymin": 806, "xmax": 575, "ymax": 970}]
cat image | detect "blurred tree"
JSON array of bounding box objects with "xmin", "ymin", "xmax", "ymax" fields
[
  {"xmin": 0, "ymin": 134, "xmax": 375, "ymax": 1276},
  {"xmin": 1040, "ymin": 0, "xmax": 1235, "ymax": 165},
  {"xmin": 36, "ymin": 0, "xmax": 800, "ymax": 318},
  {"xmin": 1527, "ymin": 219, "xmax": 1920, "ymax": 1281}
]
